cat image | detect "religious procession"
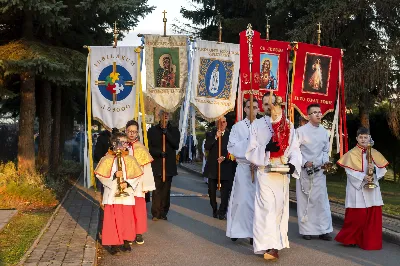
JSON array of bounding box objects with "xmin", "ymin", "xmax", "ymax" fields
[{"xmin": 0, "ymin": 1, "xmax": 400, "ymax": 266}]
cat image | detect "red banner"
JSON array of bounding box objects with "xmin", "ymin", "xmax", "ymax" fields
[
  {"xmin": 291, "ymin": 43, "xmax": 341, "ymax": 118},
  {"xmin": 239, "ymin": 32, "xmax": 291, "ymax": 114}
]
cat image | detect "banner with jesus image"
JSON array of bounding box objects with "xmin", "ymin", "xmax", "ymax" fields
[
  {"xmin": 291, "ymin": 42, "xmax": 342, "ymax": 118},
  {"xmin": 145, "ymin": 35, "xmax": 188, "ymax": 112},
  {"xmin": 190, "ymin": 40, "xmax": 240, "ymax": 121}
]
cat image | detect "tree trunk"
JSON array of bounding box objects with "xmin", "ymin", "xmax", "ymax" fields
[
  {"xmin": 51, "ymin": 86, "xmax": 61, "ymax": 173},
  {"xmin": 359, "ymin": 94, "xmax": 370, "ymax": 129},
  {"xmin": 18, "ymin": 72, "xmax": 36, "ymax": 174},
  {"xmin": 38, "ymin": 81, "xmax": 52, "ymax": 175}
]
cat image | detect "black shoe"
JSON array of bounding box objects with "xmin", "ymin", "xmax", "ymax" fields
[
  {"xmin": 122, "ymin": 240, "xmax": 132, "ymax": 252},
  {"xmin": 136, "ymin": 234, "xmax": 144, "ymax": 245},
  {"xmin": 319, "ymin": 233, "xmax": 332, "ymax": 241},
  {"xmin": 231, "ymin": 238, "xmax": 238, "ymax": 242},
  {"xmin": 303, "ymin": 235, "xmax": 312, "ymax": 240},
  {"xmin": 109, "ymin": 246, "xmax": 121, "ymax": 255},
  {"xmin": 213, "ymin": 210, "xmax": 218, "ymax": 218},
  {"xmin": 218, "ymin": 214, "xmax": 226, "ymax": 220},
  {"xmin": 161, "ymin": 215, "xmax": 168, "ymax": 221},
  {"xmin": 250, "ymin": 238, "xmax": 253, "ymax": 245}
]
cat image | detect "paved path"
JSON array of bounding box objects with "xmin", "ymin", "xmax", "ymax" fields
[
  {"xmin": 20, "ymin": 178, "xmax": 100, "ymax": 266},
  {"xmin": 182, "ymin": 162, "xmax": 400, "ymax": 237},
  {"xmin": 98, "ymin": 168, "xmax": 400, "ymax": 266},
  {"xmin": 0, "ymin": 209, "xmax": 17, "ymax": 232}
]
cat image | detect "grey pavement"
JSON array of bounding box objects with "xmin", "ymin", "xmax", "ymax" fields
[
  {"xmin": 181, "ymin": 162, "xmax": 400, "ymax": 243},
  {"xmin": 0, "ymin": 209, "xmax": 17, "ymax": 232},
  {"xmin": 98, "ymin": 167, "xmax": 400, "ymax": 266},
  {"xmin": 19, "ymin": 177, "xmax": 100, "ymax": 266}
]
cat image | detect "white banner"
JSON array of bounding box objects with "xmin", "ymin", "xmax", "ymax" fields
[
  {"xmin": 190, "ymin": 40, "xmax": 240, "ymax": 121},
  {"xmin": 145, "ymin": 35, "xmax": 188, "ymax": 112},
  {"xmin": 89, "ymin": 46, "xmax": 138, "ymax": 130}
]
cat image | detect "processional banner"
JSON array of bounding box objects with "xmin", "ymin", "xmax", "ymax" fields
[
  {"xmin": 89, "ymin": 46, "xmax": 138, "ymax": 130},
  {"xmin": 145, "ymin": 35, "xmax": 188, "ymax": 112},
  {"xmin": 258, "ymin": 40, "xmax": 291, "ymax": 103},
  {"xmin": 291, "ymin": 43, "xmax": 341, "ymax": 118},
  {"xmin": 190, "ymin": 40, "xmax": 240, "ymax": 121}
]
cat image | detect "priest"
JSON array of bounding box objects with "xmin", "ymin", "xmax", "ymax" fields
[
  {"xmin": 296, "ymin": 103, "xmax": 333, "ymax": 241},
  {"xmin": 226, "ymin": 99, "xmax": 259, "ymax": 243},
  {"xmin": 245, "ymin": 92, "xmax": 301, "ymax": 261},
  {"xmin": 335, "ymin": 127, "xmax": 389, "ymax": 250}
]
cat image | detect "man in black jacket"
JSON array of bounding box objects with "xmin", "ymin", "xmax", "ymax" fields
[
  {"xmin": 204, "ymin": 116, "xmax": 236, "ymax": 220},
  {"xmin": 148, "ymin": 110, "xmax": 180, "ymax": 221}
]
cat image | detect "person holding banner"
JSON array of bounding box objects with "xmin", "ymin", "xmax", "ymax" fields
[
  {"xmin": 245, "ymin": 92, "xmax": 301, "ymax": 261},
  {"xmin": 335, "ymin": 127, "xmax": 388, "ymax": 250},
  {"xmin": 125, "ymin": 120, "xmax": 155, "ymax": 245},
  {"xmin": 148, "ymin": 110, "xmax": 180, "ymax": 221},
  {"xmin": 204, "ymin": 116, "xmax": 236, "ymax": 220},
  {"xmin": 226, "ymin": 99, "xmax": 259, "ymax": 243},
  {"xmin": 95, "ymin": 132, "xmax": 142, "ymax": 255},
  {"xmin": 296, "ymin": 104, "xmax": 333, "ymax": 241}
]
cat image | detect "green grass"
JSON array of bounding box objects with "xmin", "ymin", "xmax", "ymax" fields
[
  {"xmin": 0, "ymin": 211, "xmax": 52, "ymax": 266},
  {"xmin": 290, "ymin": 175, "xmax": 400, "ymax": 217}
]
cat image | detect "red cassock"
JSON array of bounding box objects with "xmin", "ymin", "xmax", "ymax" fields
[
  {"xmin": 102, "ymin": 204, "xmax": 136, "ymax": 245},
  {"xmin": 335, "ymin": 206, "xmax": 382, "ymax": 250},
  {"xmin": 133, "ymin": 196, "xmax": 148, "ymax": 234}
]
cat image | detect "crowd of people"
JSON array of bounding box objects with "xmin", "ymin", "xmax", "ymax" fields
[{"xmin": 92, "ymin": 92, "xmax": 389, "ymax": 260}]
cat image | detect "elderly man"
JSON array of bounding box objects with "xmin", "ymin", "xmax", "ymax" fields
[{"xmin": 204, "ymin": 116, "xmax": 236, "ymax": 220}]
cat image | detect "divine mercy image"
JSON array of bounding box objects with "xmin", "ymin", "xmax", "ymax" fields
[{"xmin": 302, "ymin": 53, "xmax": 331, "ymax": 95}]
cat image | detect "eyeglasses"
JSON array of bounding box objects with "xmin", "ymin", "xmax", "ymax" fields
[
  {"xmin": 245, "ymin": 106, "xmax": 259, "ymax": 110},
  {"xmin": 308, "ymin": 111, "xmax": 322, "ymax": 116},
  {"xmin": 127, "ymin": 130, "xmax": 138, "ymax": 134}
]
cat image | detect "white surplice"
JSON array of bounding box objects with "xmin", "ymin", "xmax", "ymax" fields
[
  {"xmin": 344, "ymin": 154, "xmax": 386, "ymax": 208},
  {"xmin": 127, "ymin": 146, "xmax": 156, "ymax": 197},
  {"xmin": 226, "ymin": 118, "xmax": 255, "ymax": 238},
  {"xmin": 96, "ymin": 158, "xmax": 140, "ymax": 205},
  {"xmin": 245, "ymin": 115, "xmax": 301, "ymax": 253},
  {"xmin": 296, "ymin": 122, "xmax": 333, "ymax": 235}
]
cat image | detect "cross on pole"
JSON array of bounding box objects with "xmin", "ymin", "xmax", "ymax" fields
[
  {"xmin": 266, "ymin": 15, "xmax": 271, "ymax": 40},
  {"xmin": 162, "ymin": 10, "xmax": 167, "ymax": 36},
  {"xmin": 95, "ymin": 62, "xmax": 135, "ymax": 104},
  {"xmin": 317, "ymin": 22, "xmax": 322, "ymax": 46}
]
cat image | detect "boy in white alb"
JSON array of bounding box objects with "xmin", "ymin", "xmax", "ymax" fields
[{"xmin": 335, "ymin": 127, "xmax": 389, "ymax": 250}]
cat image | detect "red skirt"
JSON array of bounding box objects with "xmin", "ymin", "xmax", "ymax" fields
[
  {"xmin": 335, "ymin": 206, "xmax": 382, "ymax": 250},
  {"xmin": 102, "ymin": 204, "xmax": 136, "ymax": 245},
  {"xmin": 133, "ymin": 196, "xmax": 148, "ymax": 234}
]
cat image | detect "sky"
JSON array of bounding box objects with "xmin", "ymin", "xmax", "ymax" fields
[{"xmin": 119, "ymin": 0, "xmax": 191, "ymax": 46}]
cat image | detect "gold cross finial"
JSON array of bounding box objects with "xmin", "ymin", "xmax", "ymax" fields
[
  {"xmin": 113, "ymin": 21, "xmax": 118, "ymax": 48},
  {"xmin": 162, "ymin": 10, "xmax": 167, "ymax": 36},
  {"xmin": 317, "ymin": 22, "xmax": 322, "ymax": 46},
  {"xmin": 266, "ymin": 15, "xmax": 271, "ymax": 40}
]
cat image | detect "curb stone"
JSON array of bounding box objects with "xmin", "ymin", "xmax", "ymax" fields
[{"xmin": 179, "ymin": 164, "xmax": 400, "ymax": 247}]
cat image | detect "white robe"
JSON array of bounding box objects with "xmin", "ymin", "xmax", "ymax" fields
[
  {"xmin": 97, "ymin": 158, "xmax": 140, "ymax": 205},
  {"xmin": 296, "ymin": 122, "xmax": 333, "ymax": 235},
  {"xmin": 127, "ymin": 146, "xmax": 156, "ymax": 198},
  {"xmin": 226, "ymin": 118, "xmax": 255, "ymax": 238},
  {"xmin": 344, "ymin": 154, "xmax": 386, "ymax": 208},
  {"xmin": 245, "ymin": 116, "xmax": 301, "ymax": 253}
]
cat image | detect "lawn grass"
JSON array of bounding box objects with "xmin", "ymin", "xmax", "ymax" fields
[
  {"xmin": 0, "ymin": 211, "xmax": 52, "ymax": 266},
  {"xmin": 290, "ymin": 174, "xmax": 400, "ymax": 217},
  {"xmin": 0, "ymin": 160, "xmax": 82, "ymax": 266}
]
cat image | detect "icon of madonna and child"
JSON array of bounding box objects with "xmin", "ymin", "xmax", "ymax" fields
[{"xmin": 155, "ymin": 53, "xmax": 178, "ymax": 88}]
